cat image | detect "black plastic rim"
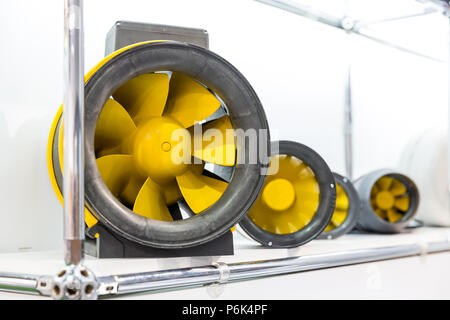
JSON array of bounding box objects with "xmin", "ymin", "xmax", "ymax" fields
[
  {"xmin": 239, "ymin": 140, "xmax": 336, "ymax": 248},
  {"xmin": 53, "ymin": 41, "xmax": 270, "ymax": 248},
  {"xmin": 317, "ymin": 172, "xmax": 360, "ymax": 239}
]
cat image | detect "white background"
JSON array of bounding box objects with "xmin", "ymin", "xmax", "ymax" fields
[{"xmin": 0, "ymin": 0, "xmax": 447, "ymax": 252}]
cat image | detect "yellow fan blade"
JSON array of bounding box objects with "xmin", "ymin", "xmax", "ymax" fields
[
  {"xmin": 176, "ymin": 165, "xmax": 228, "ymax": 213},
  {"xmin": 390, "ymin": 179, "xmax": 407, "ymax": 196},
  {"xmin": 293, "ymin": 180, "xmax": 319, "ymax": 220},
  {"xmin": 272, "ymin": 208, "xmax": 310, "ymax": 234},
  {"xmin": 164, "ymin": 73, "xmax": 221, "ymax": 128},
  {"xmin": 94, "ymin": 99, "xmax": 136, "ymax": 157},
  {"xmin": 374, "ymin": 208, "xmax": 387, "ymax": 220},
  {"xmin": 249, "ymin": 199, "xmax": 309, "ymax": 235},
  {"xmin": 288, "ymin": 155, "xmax": 304, "ymax": 167},
  {"xmin": 289, "ymin": 176, "xmax": 320, "ymax": 230},
  {"xmin": 370, "ymin": 198, "xmax": 377, "ymax": 209},
  {"xmin": 96, "ymin": 155, "xmax": 134, "ymax": 198},
  {"xmin": 394, "ymin": 195, "xmax": 410, "ymax": 211},
  {"xmin": 387, "ymin": 208, "xmax": 403, "ymax": 223},
  {"xmin": 335, "ymin": 186, "xmax": 349, "ymax": 211},
  {"xmin": 294, "ymin": 176, "xmax": 320, "ymax": 198},
  {"xmin": 297, "ymin": 163, "xmax": 314, "ymax": 180},
  {"xmin": 376, "ymin": 176, "xmax": 393, "ymax": 190},
  {"xmin": 331, "ymin": 210, "xmax": 347, "ymax": 226},
  {"xmin": 370, "ymin": 184, "xmax": 379, "ymax": 198},
  {"xmin": 268, "ymin": 155, "xmax": 302, "ymax": 178},
  {"xmin": 264, "ymin": 221, "xmax": 291, "ymax": 235},
  {"xmin": 275, "ymin": 223, "xmax": 296, "ymax": 235},
  {"xmin": 120, "ymin": 174, "xmax": 146, "ymax": 207},
  {"xmin": 252, "ymin": 214, "xmax": 294, "ymax": 235},
  {"xmin": 277, "ymin": 164, "xmax": 319, "ymax": 232},
  {"xmin": 296, "ymin": 210, "xmax": 316, "ymax": 225},
  {"xmin": 133, "ymin": 178, "xmax": 173, "ymax": 221},
  {"xmin": 113, "ymin": 73, "xmax": 169, "ymax": 125},
  {"xmin": 190, "ymin": 116, "xmax": 236, "ymax": 166},
  {"xmin": 163, "ymin": 179, "xmax": 183, "ymax": 205}
]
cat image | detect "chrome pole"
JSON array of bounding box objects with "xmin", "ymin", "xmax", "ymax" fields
[
  {"xmin": 63, "ymin": 0, "xmax": 85, "ymax": 266},
  {"xmin": 447, "ymin": 14, "xmax": 450, "ymax": 226},
  {"xmin": 344, "ymin": 64, "xmax": 353, "ymax": 180},
  {"xmin": 0, "ymin": 272, "xmax": 41, "ymax": 295}
]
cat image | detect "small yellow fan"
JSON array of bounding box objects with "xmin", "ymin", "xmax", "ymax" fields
[
  {"xmin": 354, "ymin": 170, "xmax": 419, "ymax": 234},
  {"xmin": 239, "ymin": 141, "xmax": 336, "ymax": 248}
]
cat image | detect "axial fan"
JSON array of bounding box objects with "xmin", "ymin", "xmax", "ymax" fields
[
  {"xmin": 318, "ymin": 173, "xmax": 360, "ymax": 239},
  {"xmin": 239, "ymin": 141, "xmax": 336, "ymax": 248},
  {"xmin": 48, "ymin": 41, "xmax": 270, "ymax": 249},
  {"xmin": 354, "ymin": 169, "xmax": 419, "ymax": 233}
]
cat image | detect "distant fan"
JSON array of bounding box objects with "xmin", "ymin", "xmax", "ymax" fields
[
  {"xmin": 239, "ymin": 141, "xmax": 336, "ymax": 248},
  {"xmin": 399, "ymin": 128, "xmax": 448, "ymax": 226},
  {"xmin": 354, "ymin": 169, "xmax": 419, "ymax": 233},
  {"xmin": 318, "ymin": 173, "xmax": 360, "ymax": 239}
]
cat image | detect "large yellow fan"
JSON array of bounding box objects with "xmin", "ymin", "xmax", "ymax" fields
[{"xmin": 48, "ymin": 40, "xmax": 271, "ymax": 249}]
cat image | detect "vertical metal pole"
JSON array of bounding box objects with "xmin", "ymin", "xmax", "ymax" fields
[
  {"xmin": 63, "ymin": 0, "xmax": 85, "ymax": 266},
  {"xmin": 448, "ymin": 17, "xmax": 450, "ymax": 216},
  {"xmin": 343, "ymin": 0, "xmax": 354, "ymax": 181},
  {"xmin": 344, "ymin": 64, "xmax": 353, "ymax": 180}
]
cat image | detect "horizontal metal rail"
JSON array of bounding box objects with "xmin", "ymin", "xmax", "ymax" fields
[
  {"xmin": 255, "ymin": 0, "xmax": 446, "ymax": 63},
  {"xmin": 0, "ymin": 272, "xmax": 42, "ymax": 295},
  {"xmin": 1, "ymin": 239, "xmax": 450, "ymax": 297},
  {"xmin": 97, "ymin": 239, "xmax": 450, "ymax": 296}
]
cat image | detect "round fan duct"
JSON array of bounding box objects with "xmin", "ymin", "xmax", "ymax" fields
[
  {"xmin": 318, "ymin": 173, "xmax": 360, "ymax": 240},
  {"xmin": 239, "ymin": 141, "xmax": 336, "ymax": 248},
  {"xmin": 354, "ymin": 169, "xmax": 419, "ymax": 233},
  {"xmin": 47, "ymin": 41, "xmax": 270, "ymax": 249},
  {"xmin": 399, "ymin": 128, "xmax": 448, "ymax": 226}
]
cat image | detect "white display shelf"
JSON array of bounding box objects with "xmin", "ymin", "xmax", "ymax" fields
[{"xmin": 1, "ymin": 227, "xmax": 450, "ymax": 299}]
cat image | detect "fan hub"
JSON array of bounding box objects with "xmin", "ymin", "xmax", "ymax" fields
[
  {"xmin": 134, "ymin": 116, "xmax": 189, "ymax": 184},
  {"xmin": 262, "ymin": 178, "xmax": 296, "ymax": 212},
  {"xmin": 375, "ymin": 191, "xmax": 394, "ymax": 210}
]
